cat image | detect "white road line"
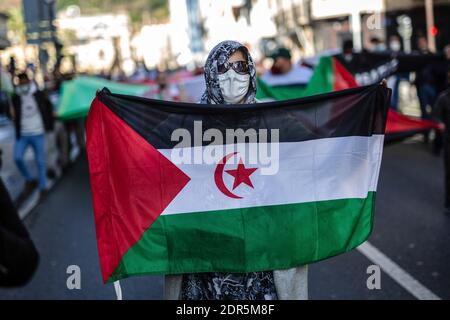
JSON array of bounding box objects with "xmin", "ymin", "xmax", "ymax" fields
[
  {"xmin": 18, "ymin": 179, "xmax": 57, "ymax": 219},
  {"xmin": 357, "ymin": 241, "xmax": 441, "ymax": 300},
  {"xmin": 18, "ymin": 191, "xmax": 39, "ymax": 219}
]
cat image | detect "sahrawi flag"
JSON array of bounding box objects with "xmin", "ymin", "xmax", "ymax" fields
[{"xmin": 87, "ymin": 84, "xmax": 390, "ymax": 283}]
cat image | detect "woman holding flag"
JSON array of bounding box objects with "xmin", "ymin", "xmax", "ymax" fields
[{"xmin": 164, "ymin": 40, "xmax": 308, "ymax": 300}]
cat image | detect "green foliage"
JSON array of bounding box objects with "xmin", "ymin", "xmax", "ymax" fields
[
  {"xmin": 6, "ymin": 7, "xmax": 26, "ymax": 44},
  {"xmin": 57, "ymin": 0, "xmax": 169, "ymax": 23}
]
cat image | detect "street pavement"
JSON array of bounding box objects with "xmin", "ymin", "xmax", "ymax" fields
[{"xmin": 0, "ymin": 137, "xmax": 448, "ymax": 300}]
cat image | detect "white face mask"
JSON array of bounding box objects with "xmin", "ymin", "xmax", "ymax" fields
[
  {"xmin": 390, "ymin": 41, "xmax": 401, "ymax": 52},
  {"xmin": 217, "ymin": 68, "xmax": 250, "ymax": 104},
  {"xmin": 371, "ymin": 44, "xmax": 386, "ymax": 52}
]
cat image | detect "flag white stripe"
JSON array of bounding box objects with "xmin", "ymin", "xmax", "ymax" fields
[{"xmin": 159, "ymin": 135, "xmax": 384, "ymax": 216}]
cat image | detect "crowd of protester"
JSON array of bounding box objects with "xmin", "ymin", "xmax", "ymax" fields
[{"xmin": 0, "ymin": 33, "xmax": 450, "ymax": 291}]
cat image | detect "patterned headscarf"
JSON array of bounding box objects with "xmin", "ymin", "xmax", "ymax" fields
[{"xmin": 200, "ymin": 40, "xmax": 257, "ymax": 104}]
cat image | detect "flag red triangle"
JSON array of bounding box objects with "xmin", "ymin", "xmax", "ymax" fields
[
  {"xmin": 86, "ymin": 97, "xmax": 190, "ymax": 282},
  {"xmin": 332, "ymin": 58, "xmax": 358, "ymax": 90}
]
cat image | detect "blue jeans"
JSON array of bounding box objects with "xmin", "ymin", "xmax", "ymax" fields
[{"xmin": 14, "ymin": 134, "xmax": 47, "ymax": 190}]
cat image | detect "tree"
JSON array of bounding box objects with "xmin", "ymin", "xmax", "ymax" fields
[
  {"xmin": 57, "ymin": 0, "xmax": 169, "ymax": 24},
  {"xmin": 6, "ymin": 7, "xmax": 26, "ymax": 47}
]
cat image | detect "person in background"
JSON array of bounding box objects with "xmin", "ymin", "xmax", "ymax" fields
[
  {"xmin": 336, "ymin": 39, "xmax": 362, "ymax": 75},
  {"xmin": 442, "ymin": 43, "xmax": 450, "ymax": 90},
  {"xmin": 165, "ymin": 40, "xmax": 308, "ymax": 300},
  {"xmin": 7, "ymin": 56, "xmax": 16, "ymax": 78},
  {"xmin": 45, "ymin": 70, "xmax": 72, "ymax": 173},
  {"xmin": 0, "ymin": 62, "xmax": 14, "ymax": 121},
  {"xmin": 388, "ymin": 35, "xmax": 407, "ymax": 111},
  {"xmin": 0, "ymin": 62, "xmax": 14, "ymax": 94},
  {"xmin": 155, "ymin": 71, "xmax": 175, "ymax": 100},
  {"xmin": 389, "ymin": 35, "xmax": 402, "ymax": 53},
  {"xmin": 261, "ymin": 47, "xmax": 313, "ymax": 86},
  {"xmin": 129, "ymin": 61, "xmax": 150, "ymax": 82},
  {"xmin": 430, "ymin": 44, "xmax": 450, "ymax": 155},
  {"xmin": 417, "ymin": 36, "xmax": 430, "ymax": 55},
  {"xmin": 10, "ymin": 73, "xmax": 54, "ymax": 206},
  {"xmin": 433, "ymin": 69, "xmax": 450, "ymax": 213},
  {"xmin": 144, "ymin": 70, "xmax": 185, "ymax": 101},
  {"xmin": 25, "ymin": 62, "xmax": 36, "ymax": 80},
  {"xmin": 369, "ymin": 37, "xmax": 386, "ymax": 52},
  {"xmin": 268, "ymin": 47, "xmax": 293, "ymax": 76},
  {"xmin": 414, "ymin": 36, "xmax": 438, "ymax": 119},
  {"xmin": 0, "ymin": 148, "xmax": 40, "ymax": 286},
  {"xmin": 437, "ymin": 44, "xmax": 450, "ymax": 93}
]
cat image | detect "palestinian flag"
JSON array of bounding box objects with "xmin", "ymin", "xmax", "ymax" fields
[
  {"xmin": 86, "ymin": 84, "xmax": 390, "ymax": 283},
  {"xmin": 256, "ymin": 56, "xmax": 357, "ymax": 101},
  {"xmin": 58, "ymin": 76, "xmax": 150, "ymax": 120},
  {"xmin": 257, "ymin": 55, "xmax": 441, "ymax": 142}
]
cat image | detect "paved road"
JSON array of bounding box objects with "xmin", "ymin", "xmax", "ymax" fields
[{"xmin": 0, "ymin": 137, "xmax": 448, "ymax": 300}]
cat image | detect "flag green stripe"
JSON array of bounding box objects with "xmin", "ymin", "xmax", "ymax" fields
[
  {"xmin": 108, "ymin": 191, "xmax": 375, "ymax": 282},
  {"xmin": 58, "ymin": 76, "xmax": 149, "ymax": 120},
  {"xmin": 256, "ymin": 56, "xmax": 334, "ymax": 101}
]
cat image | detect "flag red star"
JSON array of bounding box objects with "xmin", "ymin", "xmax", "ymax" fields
[{"xmin": 225, "ymin": 159, "xmax": 258, "ymax": 190}]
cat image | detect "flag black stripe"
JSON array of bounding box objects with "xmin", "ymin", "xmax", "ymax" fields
[{"xmin": 97, "ymin": 84, "xmax": 390, "ymax": 149}]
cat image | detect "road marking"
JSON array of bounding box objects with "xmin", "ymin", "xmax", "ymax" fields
[
  {"xmin": 18, "ymin": 179, "xmax": 57, "ymax": 219},
  {"xmin": 18, "ymin": 191, "xmax": 39, "ymax": 219},
  {"xmin": 357, "ymin": 241, "xmax": 441, "ymax": 300}
]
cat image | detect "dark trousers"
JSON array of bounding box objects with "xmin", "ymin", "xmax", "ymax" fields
[
  {"xmin": 417, "ymin": 84, "xmax": 437, "ymax": 119},
  {"xmin": 14, "ymin": 134, "xmax": 47, "ymax": 190},
  {"xmin": 445, "ymin": 141, "xmax": 450, "ymax": 208}
]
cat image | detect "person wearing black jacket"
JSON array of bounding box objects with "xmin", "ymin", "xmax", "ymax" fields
[
  {"xmin": 0, "ymin": 148, "xmax": 39, "ymax": 286},
  {"xmin": 11, "ymin": 72, "xmax": 54, "ymax": 205},
  {"xmin": 433, "ymin": 64, "xmax": 450, "ymax": 214},
  {"xmin": 414, "ymin": 36, "xmax": 438, "ymax": 119},
  {"xmin": 433, "ymin": 70, "xmax": 450, "ymax": 213}
]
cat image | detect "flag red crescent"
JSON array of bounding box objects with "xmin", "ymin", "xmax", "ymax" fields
[{"xmin": 214, "ymin": 152, "xmax": 242, "ymax": 199}]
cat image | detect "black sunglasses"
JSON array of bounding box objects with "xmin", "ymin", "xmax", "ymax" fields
[{"xmin": 217, "ymin": 60, "xmax": 249, "ymax": 75}]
